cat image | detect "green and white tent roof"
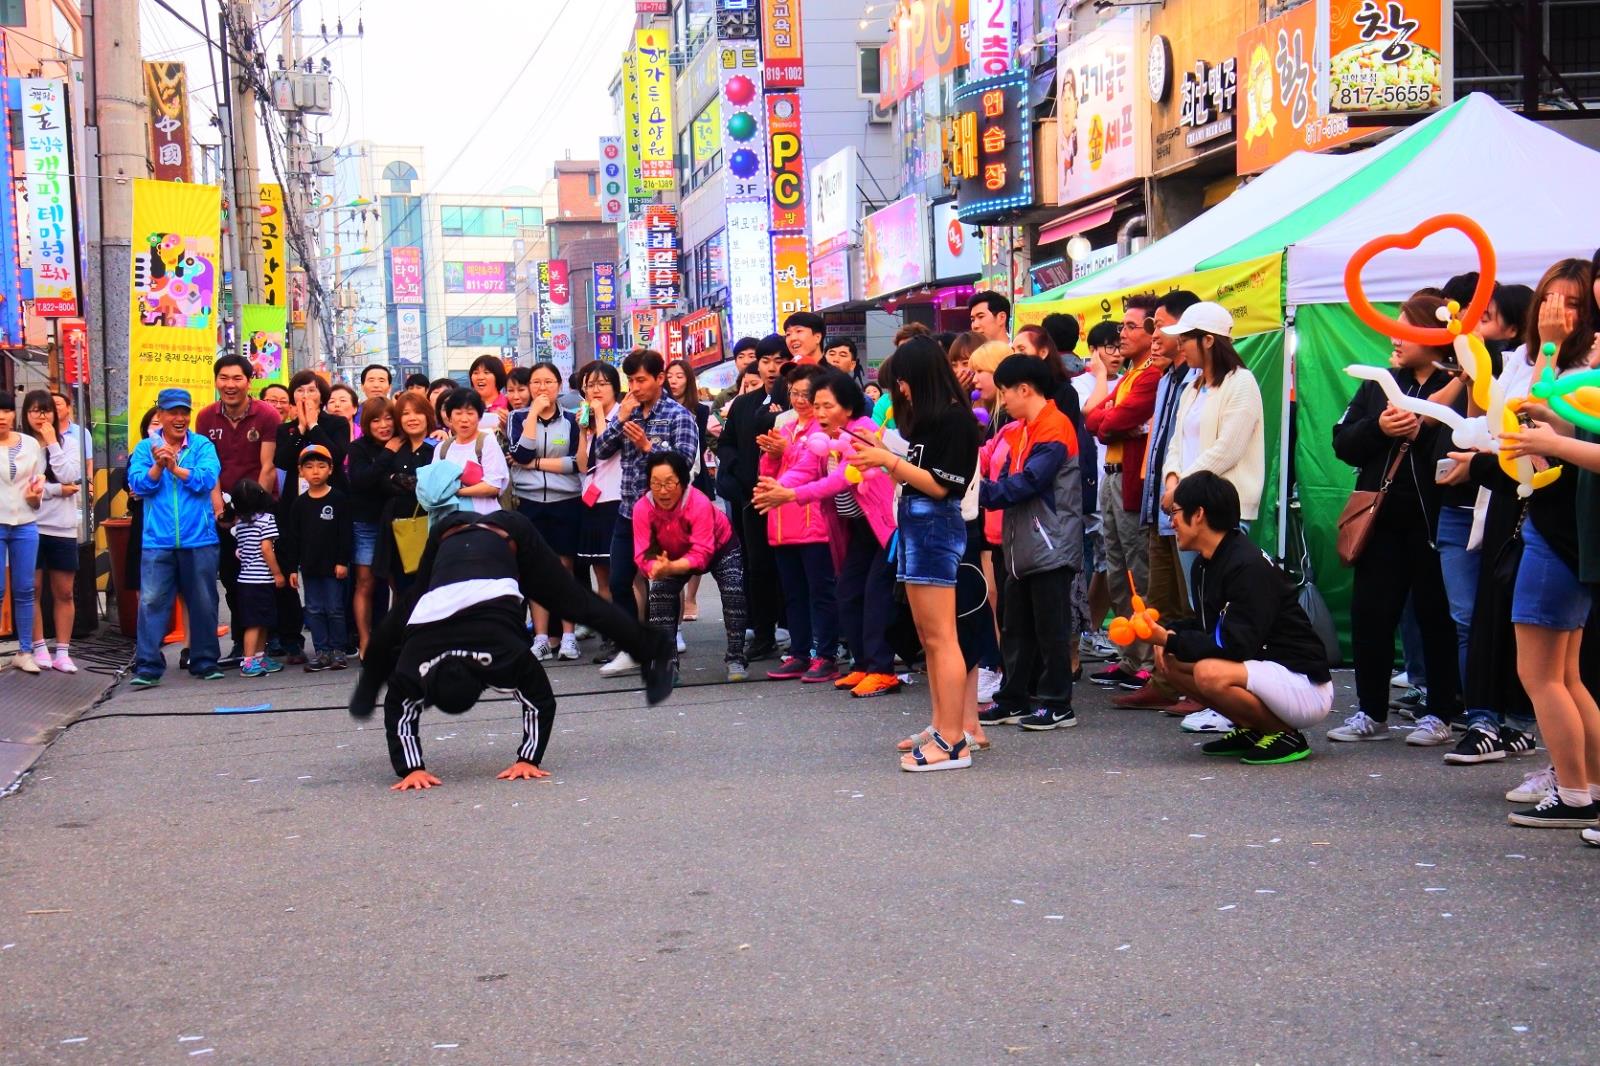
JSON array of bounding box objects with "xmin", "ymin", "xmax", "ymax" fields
[{"xmin": 1030, "ymin": 95, "xmax": 1600, "ymax": 308}]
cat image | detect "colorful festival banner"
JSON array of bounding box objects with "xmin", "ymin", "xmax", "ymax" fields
[
  {"xmin": 258, "ymin": 183, "xmax": 285, "ymax": 309},
  {"xmin": 1236, "ymin": 3, "xmax": 1364, "ymax": 175},
  {"xmin": 143, "ymin": 61, "xmax": 192, "ymax": 183},
  {"xmin": 237, "ymin": 303, "xmax": 288, "ymax": 388},
  {"xmin": 129, "ymin": 179, "xmax": 222, "ymax": 439},
  {"xmin": 1016, "ymin": 253, "xmax": 1284, "ymax": 340},
  {"xmin": 634, "ymin": 29, "xmax": 675, "ymax": 192},
  {"xmin": 20, "ymin": 78, "xmax": 79, "ymax": 317}
]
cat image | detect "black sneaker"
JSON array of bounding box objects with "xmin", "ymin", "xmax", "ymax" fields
[
  {"xmin": 978, "ymin": 704, "xmax": 1026, "ymax": 727},
  {"xmin": 744, "ymin": 635, "xmax": 779, "ymax": 662},
  {"xmin": 304, "ymin": 652, "xmax": 333, "ymax": 673},
  {"xmin": 591, "ymin": 640, "xmax": 618, "ymax": 665},
  {"xmin": 640, "ymin": 634, "xmax": 677, "ymax": 706},
  {"xmin": 1091, "ymin": 663, "xmax": 1142, "ymax": 688},
  {"xmin": 1240, "ymin": 729, "xmax": 1311, "ymax": 765},
  {"xmin": 1201, "ymin": 728, "xmax": 1262, "ymax": 757},
  {"xmin": 1507, "ymin": 793, "xmax": 1600, "ymax": 828},
  {"xmin": 1502, "ymin": 726, "xmax": 1539, "ymax": 756},
  {"xmin": 1017, "ymin": 707, "xmax": 1077, "ymax": 731},
  {"xmin": 1390, "ymin": 686, "xmax": 1426, "ymax": 718},
  {"xmin": 1443, "ymin": 727, "xmax": 1506, "ymax": 765}
]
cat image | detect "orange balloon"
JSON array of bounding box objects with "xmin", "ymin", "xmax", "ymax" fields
[
  {"xmin": 1132, "ymin": 615, "xmax": 1153, "ymax": 640},
  {"xmin": 1108, "ymin": 618, "xmax": 1135, "ymax": 646},
  {"xmin": 1344, "ymin": 214, "xmax": 1496, "ymax": 344}
]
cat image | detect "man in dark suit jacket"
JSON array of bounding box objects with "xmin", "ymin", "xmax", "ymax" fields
[{"xmin": 717, "ymin": 333, "xmax": 790, "ymax": 660}]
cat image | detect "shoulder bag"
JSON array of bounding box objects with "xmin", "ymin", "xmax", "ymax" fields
[{"xmin": 1335, "ymin": 441, "xmax": 1409, "ymax": 567}]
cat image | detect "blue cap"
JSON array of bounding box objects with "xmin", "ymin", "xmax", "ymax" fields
[{"xmin": 156, "ymin": 388, "xmax": 193, "ymax": 411}]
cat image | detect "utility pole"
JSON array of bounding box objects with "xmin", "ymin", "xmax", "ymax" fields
[
  {"xmin": 81, "ymin": 0, "xmax": 145, "ymax": 469},
  {"xmin": 279, "ymin": 0, "xmax": 316, "ymax": 368},
  {"xmin": 224, "ymin": 0, "xmax": 261, "ymax": 305}
]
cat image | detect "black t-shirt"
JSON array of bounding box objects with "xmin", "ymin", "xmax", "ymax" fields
[
  {"xmin": 904, "ymin": 404, "xmax": 980, "ymax": 501},
  {"xmin": 283, "ymin": 487, "xmax": 353, "ymax": 577}
]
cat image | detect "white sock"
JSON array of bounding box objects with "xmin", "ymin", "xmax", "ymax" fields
[
  {"xmin": 1557, "ymin": 786, "xmax": 1591, "ymax": 809},
  {"xmin": 54, "ymin": 643, "xmax": 69, "ymax": 657},
  {"xmin": 32, "ymin": 642, "xmax": 48, "ymax": 658},
  {"xmin": 1589, "ymin": 784, "xmax": 1600, "ymax": 803}
]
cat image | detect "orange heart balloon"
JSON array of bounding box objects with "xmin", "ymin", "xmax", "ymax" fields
[{"xmin": 1343, "ymin": 214, "xmax": 1497, "ymax": 345}]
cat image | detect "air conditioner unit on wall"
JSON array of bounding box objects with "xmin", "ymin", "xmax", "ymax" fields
[{"xmin": 867, "ymin": 100, "xmax": 893, "ymax": 125}]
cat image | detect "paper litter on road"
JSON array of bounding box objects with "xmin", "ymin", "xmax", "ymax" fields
[
  {"xmin": 1255, "ymin": 889, "xmax": 1276, "ymax": 894},
  {"xmin": 1512, "ymin": 1025, "xmax": 1529, "ymax": 1033},
  {"xmin": 214, "ymin": 703, "xmax": 272, "ymax": 714},
  {"xmin": 61, "ymin": 1037, "xmax": 86, "ymax": 1044},
  {"xmin": 1188, "ymin": 833, "xmax": 1207, "ymax": 839},
  {"xmin": 1010, "ymin": 899, "xmax": 1025, "ymax": 905},
  {"xmin": 1218, "ymin": 904, "xmax": 1236, "ymax": 911},
  {"xmin": 178, "ymin": 1035, "xmax": 203, "ymax": 1042},
  {"xmin": 1425, "ymin": 887, "xmax": 1447, "ymax": 893},
  {"xmin": 1044, "ymin": 915, "xmax": 1064, "ymax": 920},
  {"xmin": 188, "ymin": 1050, "xmax": 214, "ymax": 1057},
  {"xmin": 433, "ymin": 1043, "xmax": 460, "ymax": 1049},
  {"xmin": 26, "ymin": 909, "xmax": 69, "ymax": 915},
  {"xmin": 1415, "ymin": 862, "xmax": 1435, "ymax": 867},
  {"xmin": 1115, "ymin": 944, "xmax": 1130, "ymax": 951}
]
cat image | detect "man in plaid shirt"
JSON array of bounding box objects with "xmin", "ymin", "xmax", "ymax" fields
[{"xmin": 593, "ymin": 349, "xmax": 700, "ymax": 670}]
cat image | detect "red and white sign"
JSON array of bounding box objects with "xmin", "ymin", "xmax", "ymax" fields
[
  {"xmin": 60, "ymin": 318, "xmax": 88, "ymax": 385},
  {"xmin": 971, "ymin": 0, "xmax": 1014, "ymax": 77}
]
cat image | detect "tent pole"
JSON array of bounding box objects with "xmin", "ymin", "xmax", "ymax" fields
[{"xmin": 1280, "ymin": 307, "xmax": 1297, "ymax": 561}]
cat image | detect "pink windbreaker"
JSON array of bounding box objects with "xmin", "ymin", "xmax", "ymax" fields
[
  {"xmin": 979, "ymin": 426, "xmax": 1014, "ymax": 547},
  {"xmin": 632, "ymin": 485, "xmax": 734, "ymax": 574},
  {"xmin": 759, "ymin": 417, "xmax": 831, "ymax": 546},
  {"xmin": 788, "ymin": 416, "xmax": 897, "ymax": 570}
]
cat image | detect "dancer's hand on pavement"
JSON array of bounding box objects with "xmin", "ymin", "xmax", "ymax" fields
[
  {"xmin": 496, "ymin": 761, "xmax": 550, "ymax": 781},
  {"xmin": 391, "ymin": 770, "xmax": 442, "ymax": 791}
]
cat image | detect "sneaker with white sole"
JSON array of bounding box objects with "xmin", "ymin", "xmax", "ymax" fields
[
  {"xmin": 1326, "ymin": 711, "xmax": 1391, "ymax": 742},
  {"xmin": 1443, "ymin": 727, "xmax": 1506, "ymax": 764},
  {"xmin": 532, "ymin": 636, "xmax": 553, "ymax": 661},
  {"xmin": 32, "ymin": 645, "xmax": 52, "ymax": 671},
  {"xmin": 1390, "ymin": 671, "xmax": 1410, "ymax": 689},
  {"xmin": 52, "ymin": 651, "xmax": 78, "ymax": 673},
  {"xmin": 1502, "ymin": 726, "xmax": 1538, "ymax": 756},
  {"xmin": 676, "ymin": 631, "xmax": 687, "ymax": 654},
  {"xmin": 1405, "ymin": 715, "xmax": 1454, "ymax": 746},
  {"xmin": 574, "ymin": 625, "xmax": 595, "ymax": 640},
  {"xmin": 1507, "ymin": 792, "xmax": 1600, "ymax": 828},
  {"xmin": 1506, "ymin": 765, "xmax": 1558, "ymax": 804},
  {"xmin": 1582, "ymin": 827, "xmax": 1600, "ymax": 848},
  {"xmin": 557, "ymin": 634, "xmax": 581, "ymax": 661},
  {"xmin": 977, "ymin": 667, "xmax": 1003, "ymax": 704},
  {"xmin": 598, "ymin": 650, "xmax": 638, "ymax": 677},
  {"xmin": 1181, "ymin": 708, "xmax": 1234, "ymax": 733}
]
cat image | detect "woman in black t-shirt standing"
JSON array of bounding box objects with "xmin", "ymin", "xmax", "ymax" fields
[{"xmin": 850, "ymin": 337, "xmax": 981, "ymax": 772}]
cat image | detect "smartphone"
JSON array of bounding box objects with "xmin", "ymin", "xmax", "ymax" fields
[{"xmin": 1435, "ymin": 457, "xmax": 1458, "ymax": 483}]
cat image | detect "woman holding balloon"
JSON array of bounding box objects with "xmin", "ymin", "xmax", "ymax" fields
[
  {"xmin": 755, "ymin": 369, "xmax": 898, "ymax": 699},
  {"xmin": 753, "ymin": 364, "xmax": 840, "ymax": 684}
]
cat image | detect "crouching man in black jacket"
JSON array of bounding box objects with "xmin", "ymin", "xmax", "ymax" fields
[
  {"xmin": 350, "ymin": 509, "xmax": 675, "ymax": 791},
  {"xmin": 1147, "ymin": 472, "xmax": 1334, "ymax": 765}
]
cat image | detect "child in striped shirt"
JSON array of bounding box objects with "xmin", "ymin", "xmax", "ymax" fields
[{"xmin": 230, "ymin": 479, "xmax": 285, "ymax": 677}]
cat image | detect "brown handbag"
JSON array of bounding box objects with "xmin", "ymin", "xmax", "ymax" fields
[{"xmin": 1335, "ymin": 442, "xmax": 1409, "ymax": 567}]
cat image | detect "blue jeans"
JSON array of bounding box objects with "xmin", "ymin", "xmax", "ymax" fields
[
  {"xmin": 607, "ymin": 515, "xmax": 639, "ymax": 620},
  {"xmin": 773, "ymin": 542, "xmax": 838, "ymax": 660},
  {"xmin": 0, "ymin": 522, "xmax": 39, "ymax": 656},
  {"xmin": 301, "ymin": 575, "xmax": 348, "ymax": 655},
  {"xmin": 135, "ymin": 543, "xmax": 221, "ymax": 678},
  {"xmin": 1436, "ymin": 506, "xmax": 1491, "ymax": 726}
]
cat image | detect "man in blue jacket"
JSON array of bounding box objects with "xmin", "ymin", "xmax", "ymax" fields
[{"xmin": 128, "ymin": 388, "xmax": 224, "ymax": 686}]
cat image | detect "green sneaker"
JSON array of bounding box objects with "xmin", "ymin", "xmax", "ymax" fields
[
  {"xmin": 129, "ymin": 674, "xmax": 161, "ymax": 688},
  {"xmin": 1201, "ymin": 728, "xmax": 1261, "ymax": 757},
  {"xmin": 198, "ymin": 669, "xmax": 225, "ymax": 681},
  {"xmin": 1240, "ymin": 730, "xmax": 1312, "ymax": 765}
]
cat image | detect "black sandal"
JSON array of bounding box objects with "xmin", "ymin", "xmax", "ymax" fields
[{"xmin": 901, "ymin": 730, "xmax": 972, "ymax": 773}]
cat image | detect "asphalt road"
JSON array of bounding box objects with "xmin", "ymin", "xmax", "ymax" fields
[{"xmin": 2, "ymin": 610, "xmax": 1597, "ymax": 1064}]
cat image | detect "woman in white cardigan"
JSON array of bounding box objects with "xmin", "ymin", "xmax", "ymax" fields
[
  {"xmin": 1156, "ymin": 302, "xmax": 1266, "ymax": 543},
  {"xmin": 0, "ymin": 391, "xmax": 47, "ymax": 673},
  {"xmin": 22, "ymin": 390, "xmax": 84, "ymax": 672}
]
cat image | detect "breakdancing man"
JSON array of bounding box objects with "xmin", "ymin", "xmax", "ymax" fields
[{"xmin": 350, "ymin": 508, "xmax": 675, "ymax": 791}]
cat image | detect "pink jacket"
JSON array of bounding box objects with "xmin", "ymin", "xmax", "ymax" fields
[
  {"xmin": 788, "ymin": 416, "xmax": 897, "ymax": 570},
  {"xmin": 632, "ymin": 485, "xmax": 734, "ymax": 574},
  {"xmin": 978, "ymin": 427, "xmax": 1013, "ymax": 546},
  {"xmin": 759, "ymin": 416, "xmax": 831, "ymax": 546}
]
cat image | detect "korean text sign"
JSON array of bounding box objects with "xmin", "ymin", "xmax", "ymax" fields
[
  {"xmin": 1325, "ymin": 0, "xmax": 1445, "ymax": 114},
  {"xmin": 950, "ymin": 71, "xmax": 1031, "ymax": 223},
  {"xmin": 634, "ymin": 29, "xmax": 675, "ymax": 192},
  {"xmin": 128, "ymin": 179, "xmax": 222, "ymax": 441},
  {"xmin": 970, "ymin": 0, "xmax": 1014, "ymax": 77},
  {"xmin": 391, "ymin": 246, "xmax": 424, "ymax": 303},
  {"xmin": 771, "ymin": 235, "xmax": 811, "ymax": 318},
  {"xmin": 593, "ymin": 262, "xmax": 618, "ymax": 312},
  {"xmin": 719, "ymin": 43, "xmax": 768, "ymax": 204},
  {"xmin": 762, "ymin": 0, "xmax": 804, "ymax": 88},
  {"xmin": 258, "ymin": 183, "xmax": 286, "ymax": 309},
  {"xmin": 645, "ymin": 206, "xmax": 680, "ymax": 309},
  {"xmin": 20, "ymin": 78, "xmax": 78, "ymax": 316},
  {"xmin": 1056, "ymin": 12, "xmax": 1142, "ymax": 206},
  {"xmin": 1235, "ymin": 3, "xmax": 1364, "ymax": 174},
  {"xmin": 880, "ymin": 0, "xmax": 970, "ymax": 107}
]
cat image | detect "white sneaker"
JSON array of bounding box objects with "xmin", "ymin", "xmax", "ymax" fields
[
  {"xmin": 557, "ymin": 634, "xmax": 581, "ymax": 661},
  {"xmin": 1405, "ymin": 715, "xmax": 1454, "ymax": 746},
  {"xmin": 1181, "ymin": 709, "xmax": 1234, "ymax": 733},
  {"xmin": 1507, "ymin": 764, "xmax": 1558, "ymax": 804},
  {"xmin": 52, "ymin": 651, "xmax": 78, "ymax": 673},
  {"xmin": 598, "ymin": 650, "xmax": 638, "ymax": 677},
  {"xmin": 32, "ymin": 645, "xmax": 52, "ymax": 670},
  {"xmin": 775, "ymin": 627, "xmax": 790, "ymax": 646},
  {"xmin": 1390, "ymin": 671, "xmax": 1410, "ymax": 689},
  {"xmin": 676, "ymin": 632, "xmax": 687, "ymax": 654},
  {"xmin": 977, "ymin": 667, "xmax": 1003, "ymax": 703},
  {"xmin": 10, "ymin": 651, "xmax": 40, "ymax": 674},
  {"xmin": 573, "ymin": 624, "xmax": 595, "ymax": 640},
  {"xmin": 1326, "ymin": 711, "xmax": 1391, "ymax": 742},
  {"xmin": 532, "ymin": 636, "xmax": 553, "ymax": 662},
  {"xmin": 1581, "ymin": 826, "xmax": 1600, "ymax": 848}
]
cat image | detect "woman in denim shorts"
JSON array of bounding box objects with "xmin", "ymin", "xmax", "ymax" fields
[{"xmin": 849, "ymin": 337, "xmax": 982, "ymax": 773}]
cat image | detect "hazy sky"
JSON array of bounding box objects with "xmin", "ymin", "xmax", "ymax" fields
[{"xmin": 141, "ymin": 0, "xmax": 636, "ymax": 194}]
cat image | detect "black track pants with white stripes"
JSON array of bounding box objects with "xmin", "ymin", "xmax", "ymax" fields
[{"xmin": 382, "ymin": 643, "xmax": 557, "ymax": 777}]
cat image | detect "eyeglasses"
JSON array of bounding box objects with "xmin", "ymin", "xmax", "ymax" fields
[
  {"xmin": 648, "ymin": 479, "xmax": 681, "ymax": 490},
  {"xmin": 1120, "ymin": 320, "xmax": 1154, "ymax": 333}
]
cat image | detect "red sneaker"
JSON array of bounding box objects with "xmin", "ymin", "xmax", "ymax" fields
[
  {"xmin": 800, "ymin": 658, "xmax": 840, "ymax": 683},
  {"xmin": 767, "ymin": 655, "xmax": 806, "ymax": 680}
]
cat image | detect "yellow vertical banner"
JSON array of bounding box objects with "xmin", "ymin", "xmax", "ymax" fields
[
  {"xmin": 258, "ymin": 183, "xmax": 286, "ymax": 311},
  {"xmin": 634, "ymin": 28, "xmax": 674, "ymax": 192},
  {"xmin": 129, "ymin": 179, "xmax": 222, "ymax": 442},
  {"xmin": 623, "ymin": 45, "xmax": 643, "ymax": 200}
]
